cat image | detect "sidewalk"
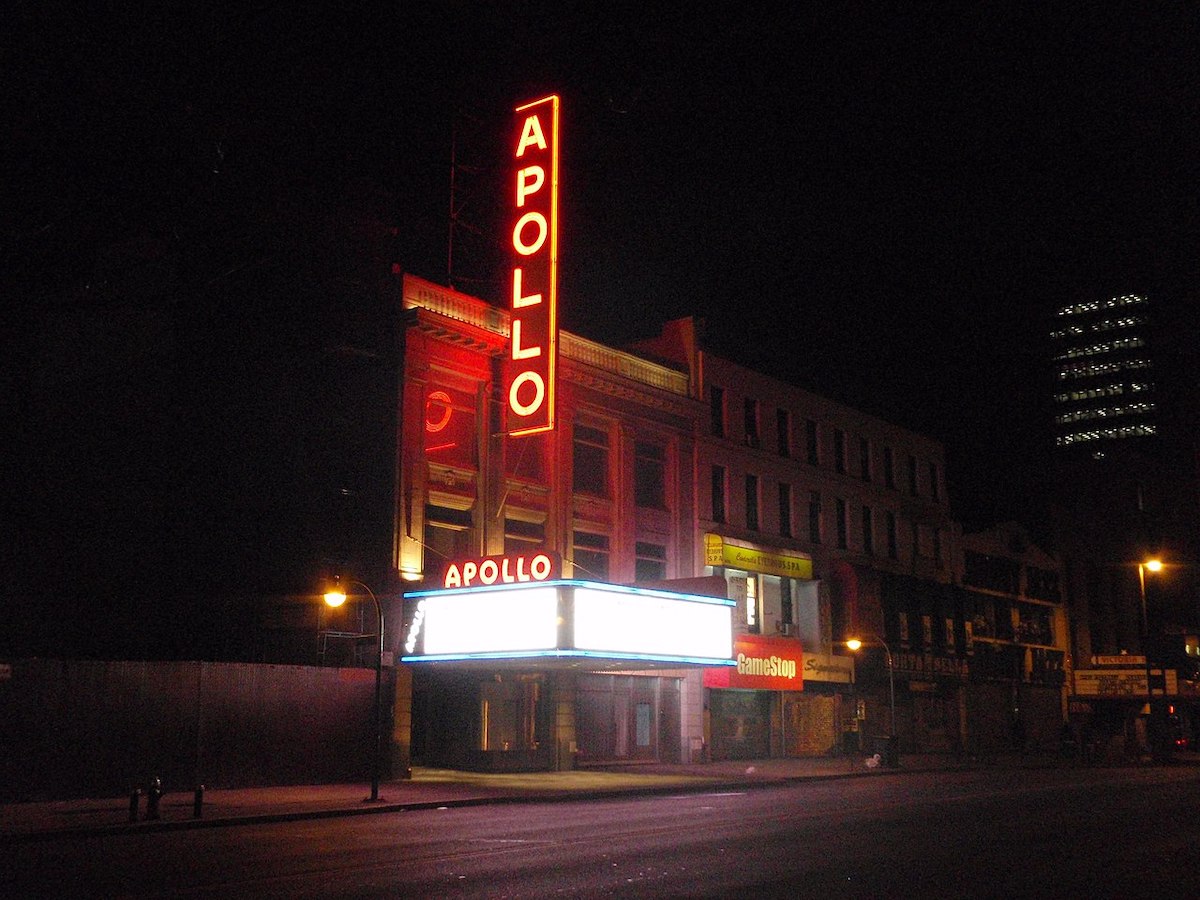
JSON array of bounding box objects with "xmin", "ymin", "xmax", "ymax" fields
[{"xmin": 0, "ymin": 751, "xmax": 1109, "ymax": 843}]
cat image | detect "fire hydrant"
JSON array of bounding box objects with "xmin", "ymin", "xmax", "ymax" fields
[{"xmin": 146, "ymin": 777, "xmax": 163, "ymax": 821}]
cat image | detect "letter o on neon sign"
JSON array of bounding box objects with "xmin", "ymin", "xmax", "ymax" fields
[
  {"xmin": 509, "ymin": 370, "xmax": 546, "ymax": 417},
  {"xmin": 512, "ymin": 212, "xmax": 548, "ymax": 256}
]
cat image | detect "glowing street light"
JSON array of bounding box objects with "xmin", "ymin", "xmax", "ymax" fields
[
  {"xmin": 846, "ymin": 635, "xmax": 897, "ymax": 743},
  {"xmin": 1137, "ymin": 558, "xmax": 1163, "ymax": 759},
  {"xmin": 324, "ymin": 576, "xmax": 385, "ymax": 802}
]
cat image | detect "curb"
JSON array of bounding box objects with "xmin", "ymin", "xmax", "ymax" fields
[{"xmin": 1, "ymin": 764, "xmax": 955, "ymax": 845}]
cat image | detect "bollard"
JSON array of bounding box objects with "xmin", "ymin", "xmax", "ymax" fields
[
  {"xmin": 193, "ymin": 785, "xmax": 204, "ymax": 819},
  {"xmin": 128, "ymin": 788, "xmax": 141, "ymax": 823},
  {"xmin": 146, "ymin": 777, "xmax": 162, "ymax": 821}
]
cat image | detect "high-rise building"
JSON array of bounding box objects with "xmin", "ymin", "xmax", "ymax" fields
[{"xmin": 1050, "ymin": 293, "xmax": 1157, "ymax": 457}]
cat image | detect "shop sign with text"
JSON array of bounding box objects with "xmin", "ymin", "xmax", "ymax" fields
[
  {"xmin": 705, "ymin": 634, "xmax": 804, "ymax": 691},
  {"xmin": 704, "ymin": 534, "xmax": 813, "ymax": 579}
]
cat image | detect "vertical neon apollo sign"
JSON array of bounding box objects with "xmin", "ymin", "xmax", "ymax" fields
[{"xmin": 506, "ymin": 95, "xmax": 559, "ymax": 436}]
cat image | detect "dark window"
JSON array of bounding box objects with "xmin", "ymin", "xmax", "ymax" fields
[
  {"xmin": 929, "ymin": 461, "xmax": 941, "ymax": 501},
  {"xmin": 808, "ymin": 491, "xmax": 822, "ymax": 544},
  {"xmin": 859, "ymin": 437, "xmax": 871, "ymax": 481},
  {"xmin": 711, "ymin": 465, "xmax": 727, "ymax": 523},
  {"xmin": 805, "ymin": 419, "xmax": 819, "ymax": 465},
  {"xmin": 862, "ymin": 506, "xmax": 874, "ymax": 555},
  {"xmin": 908, "ymin": 454, "xmax": 918, "ymax": 496},
  {"xmin": 884, "ymin": 447, "xmax": 896, "ymax": 489},
  {"xmin": 744, "ymin": 398, "xmax": 760, "ymax": 448},
  {"xmin": 834, "ymin": 429, "xmax": 847, "ymax": 474},
  {"xmin": 835, "ymin": 498, "xmax": 848, "ymax": 549},
  {"xmin": 710, "ymin": 386, "xmax": 725, "ymax": 438},
  {"xmin": 778, "ymin": 482, "xmax": 792, "ymax": 537},
  {"xmin": 964, "ymin": 552, "xmax": 1021, "ymax": 594},
  {"xmin": 635, "ymin": 541, "xmax": 667, "ymax": 582},
  {"xmin": 886, "ymin": 511, "xmax": 898, "ymax": 559},
  {"xmin": 634, "ymin": 441, "xmax": 667, "ymax": 509},
  {"xmin": 572, "ymin": 531, "xmax": 610, "ymax": 580},
  {"xmin": 504, "ymin": 517, "xmax": 545, "ymax": 554},
  {"xmin": 1026, "ymin": 565, "xmax": 1060, "ymax": 601},
  {"xmin": 425, "ymin": 505, "xmax": 473, "ymax": 564},
  {"xmin": 573, "ymin": 424, "xmax": 609, "ymax": 496},
  {"xmin": 933, "ymin": 528, "xmax": 943, "ymax": 569},
  {"xmin": 776, "ymin": 408, "xmax": 791, "ymax": 457},
  {"xmin": 745, "ymin": 474, "xmax": 759, "ymax": 530}
]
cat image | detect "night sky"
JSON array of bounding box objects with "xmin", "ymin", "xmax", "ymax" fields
[{"xmin": 6, "ymin": 4, "xmax": 1198, "ymax": 656}]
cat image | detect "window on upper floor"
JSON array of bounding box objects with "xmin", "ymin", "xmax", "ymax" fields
[
  {"xmin": 862, "ymin": 506, "xmax": 874, "ymax": 555},
  {"xmin": 573, "ymin": 423, "xmax": 610, "ymax": 497},
  {"xmin": 835, "ymin": 498, "xmax": 848, "ymax": 549},
  {"xmin": 504, "ymin": 517, "xmax": 545, "ymax": 555},
  {"xmin": 808, "ymin": 490, "xmax": 822, "ymax": 544},
  {"xmin": 710, "ymin": 386, "xmax": 726, "ymax": 438},
  {"xmin": 805, "ymin": 419, "xmax": 819, "ymax": 466},
  {"xmin": 1026, "ymin": 566, "xmax": 1060, "ymax": 602},
  {"xmin": 744, "ymin": 398, "xmax": 760, "ymax": 448},
  {"xmin": 964, "ymin": 551, "xmax": 1021, "ymax": 594},
  {"xmin": 859, "ymin": 437, "xmax": 871, "ymax": 481},
  {"xmin": 778, "ymin": 482, "xmax": 793, "ymax": 538},
  {"xmin": 572, "ymin": 530, "xmax": 610, "ymax": 581},
  {"xmin": 884, "ymin": 446, "xmax": 896, "ymax": 489},
  {"xmin": 834, "ymin": 429, "xmax": 847, "ymax": 474},
  {"xmin": 776, "ymin": 408, "xmax": 791, "ymax": 458},
  {"xmin": 745, "ymin": 474, "xmax": 760, "ymax": 530},
  {"xmin": 712, "ymin": 465, "xmax": 727, "ymax": 523},
  {"xmin": 908, "ymin": 454, "xmax": 919, "ymax": 496},
  {"xmin": 634, "ymin": 441, "xmax": 667, "ymax": 509},
  {"xmin": 425, "ymin": 504, "xmax": 474, "ymax": 566},
  {"xmin": 635, "ymin": 541, "xmax": 667, "ymax": 582},
  {"xmin": 1015, "ymin": 602, "xmax": 1054, "ymax": 645}
]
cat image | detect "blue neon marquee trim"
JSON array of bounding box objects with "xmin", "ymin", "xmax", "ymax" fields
[
  {"xmin": 401, "ymin": 649, "xmax": 738, "ymax": 666},
  {"xmin": 403, "ymin": 578, "xmax": 734, "ymax": 606}
]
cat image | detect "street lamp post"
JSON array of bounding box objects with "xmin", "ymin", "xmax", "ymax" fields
[
  {"xmin": 846, "ymin": 634, "xmax": 896, "ymax": 764},
  {"xmin": 1138, "ymin": 558, "xmax": 1163, "ymax": 759},
  {"xmin": 324, "ymin": 577, "xmax": 385, "ymax": 802}
]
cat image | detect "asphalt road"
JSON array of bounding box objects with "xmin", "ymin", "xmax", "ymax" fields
[{"xmin": 7, "ymin": 766, "xmax": 1200, "ymax": 898}]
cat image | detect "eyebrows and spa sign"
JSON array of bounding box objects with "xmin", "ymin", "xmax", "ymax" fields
[
  {"xmin": 505, "ymin": 95, "xmax": 560, "ymax": 437},
  {"xmin": 704, "ymin": 634, "xmax": 804, "ymax": 691}
]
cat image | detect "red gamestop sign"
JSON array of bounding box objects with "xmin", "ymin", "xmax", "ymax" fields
[
  {"xmin": 704, "ymin": 634, "xmax": 804, "ymax": 692},
  {"xmin": 506, "ymin": 95, "xmax": 560, "ymax": 436}
]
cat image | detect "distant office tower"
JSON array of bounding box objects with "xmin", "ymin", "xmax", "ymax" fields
[{"xmin": 1051, "ymin": 293, "xmax": 1157, "ymax": 457}]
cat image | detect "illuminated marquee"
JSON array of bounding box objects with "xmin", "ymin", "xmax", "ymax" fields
[
  {"xmin": 506, "ymin": 94, "xmax": 559, "ymax": 436},
  {"xmin": 442, "ymin": 552, "xmax": 560, "ymax": 589},
  {"xmin": 402, "ymin": 580, "xmax": 735, "ymax": 667}
]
